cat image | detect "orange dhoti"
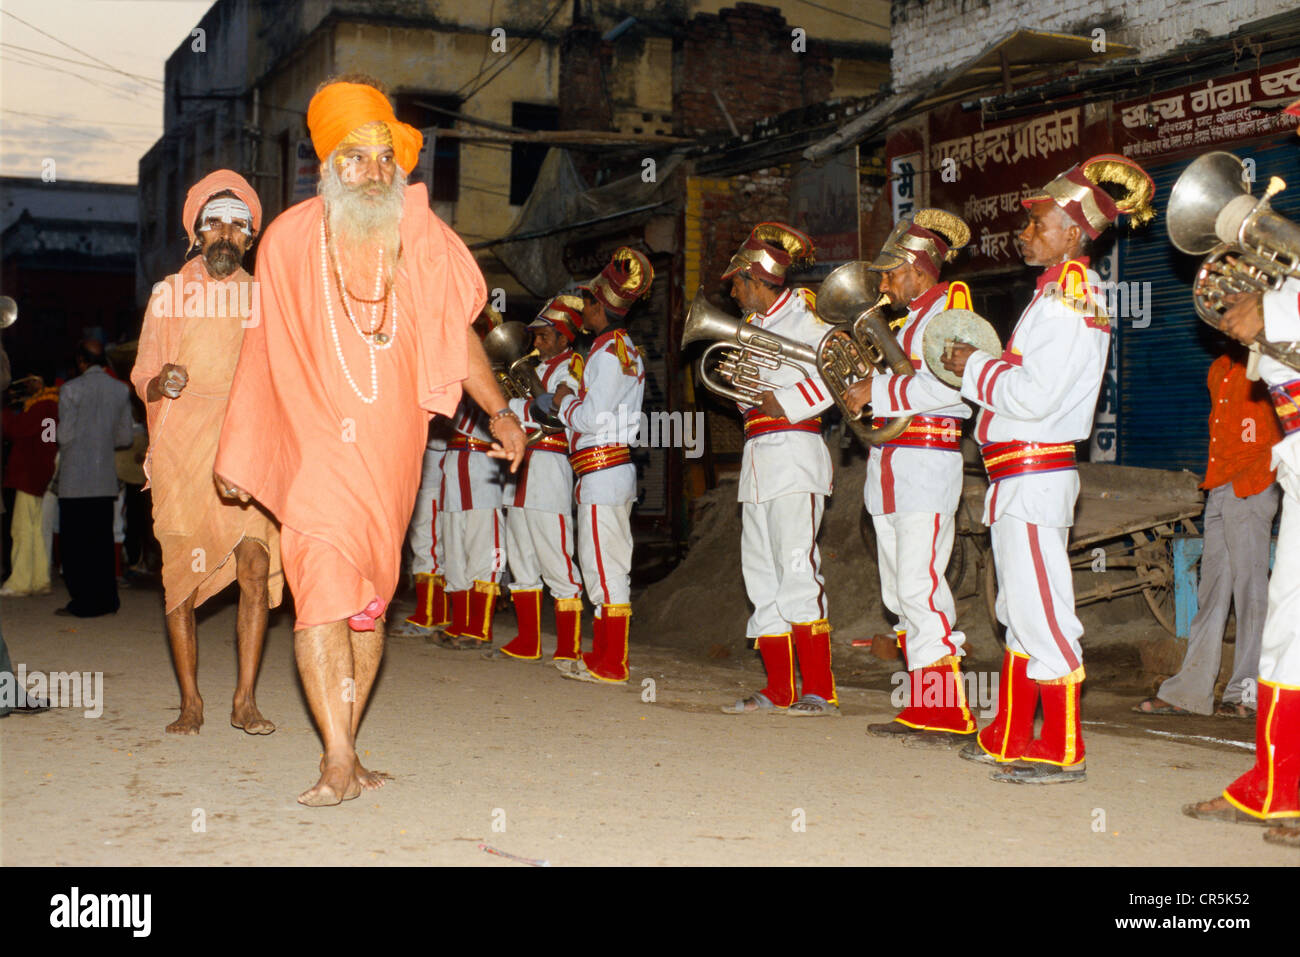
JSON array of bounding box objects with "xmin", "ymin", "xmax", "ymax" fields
[
  {"xmin": 214, "ymin": 184, "xmax": 485, "ymax": 628},
  {"xmin": 132, "ymin": 256, "xmax": 284, "ymax": 613}
]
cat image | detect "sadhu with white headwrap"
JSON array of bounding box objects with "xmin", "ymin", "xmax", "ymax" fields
[
  {"xmin": 942, "ymin": 153, "xmax": 1155, "ymax": 784},
  {"xmin": 213, "ymin": 75, "xmax": 526, "ymax": 806},
  {"xmin": 132, "ymin": 168, "xmax": 284, "ymax": 738}
]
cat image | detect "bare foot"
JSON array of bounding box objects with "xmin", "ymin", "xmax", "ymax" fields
[
  {"xmin": 166, "ymin": 702, "xmax": 204, "ymax": 735},
  {"xmin": 230, "ymin": 697, "xmax": 275, "ymax": 735},
  {"xmin": 320, "ymin": 755, "xmax": 391, "ymax": 791},
  {"xmin": 298, "ymin": 758, "xmax": 362, "ymax": 807}
]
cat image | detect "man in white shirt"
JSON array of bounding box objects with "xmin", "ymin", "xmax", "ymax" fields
[
  {"xmin": 943, "ymin": 154, "xmax": 1155, "ymax": 783},
  {"xmin": 712, "ymin": 223, "xmax": 841, "ymax": 717},
  {"xmin": 844, "ymin": 209, "xmax": 977, "ymax": 744}
]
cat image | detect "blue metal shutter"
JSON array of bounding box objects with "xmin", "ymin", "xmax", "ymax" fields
[{"xmin": 1116, "ymin": 142, "xmax": 1300, "ymax": 471}]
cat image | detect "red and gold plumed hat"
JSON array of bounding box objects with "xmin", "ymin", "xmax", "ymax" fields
[
  {"xmin": 528, "ymin": 294, "xmax": 584, "ymax": 342},
  {"xmin": 582, "ymin": 247, "xmax": 654, "ymax": 317},
  {"xmin": 721, "ymin": 222, "xmax": 815, "ymax": 286},
  {"xmin": 868, "ymin": 208, "xmax": 970, "ymax": 280},
  {"xmin": 1022, "ymin": 153, "xmax": 1156, "ymax": 238}
]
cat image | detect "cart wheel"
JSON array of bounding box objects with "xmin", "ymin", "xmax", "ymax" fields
[
  {"xmin": 981, "ymin": 553, "xmax": 1006, "ymax": 645},
  {"xmin": 1134, "ymin": 531, "xmax": 1178, "ymax": 636}
]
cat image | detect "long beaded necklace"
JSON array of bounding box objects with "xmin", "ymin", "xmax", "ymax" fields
[{"xmin": 319, "ymin": 221, "xmax": 400, "ymax": 404}]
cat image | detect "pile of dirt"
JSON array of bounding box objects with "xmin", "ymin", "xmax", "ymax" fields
[{"xmin": 638, "ymin": 465, "xmax": 884, "ymax": 653}]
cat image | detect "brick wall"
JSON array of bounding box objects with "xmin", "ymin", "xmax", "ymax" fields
[
  {"xmin": 558, "ymin": 21, "xmax": 614, "ymax": 132},
  {"xmin": 891, "ymin": 0, "xmax": 1298, "ymax": 92},
  {"xmin": 676, "ymin": 3, "xmax": 837, "ymax": 138}
]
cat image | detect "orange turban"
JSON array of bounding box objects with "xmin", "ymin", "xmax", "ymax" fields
[
  {"xmin": 183, "ymin": 169, "xmax": 261, "ymax": 244},
  {"xmin": 307, "ymin": 82, "xmax": 423, "ymax": 174}
]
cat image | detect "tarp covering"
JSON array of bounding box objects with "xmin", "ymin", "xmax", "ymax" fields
[{"xmin": 489, "ymin": 149, "xmax": 681, "ymax": 296}]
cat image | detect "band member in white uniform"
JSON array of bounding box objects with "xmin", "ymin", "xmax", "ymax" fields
[
  {"xmin": 436, "ymin": 313, "xmax": 513, "ymax": 650},
  {"xmin": 711, "ymin": 223, "xmax": 840, "ymax": 717},
  {"xmin": 843, "ymin": 209, "xmax": 977, "ymax": 744},
  {"xmin": 390, "ymin": 418, "xmax": 453, "ymax": 637},
  {"xmin": 543, "ymin": 248, "xmax": 653, "ymax": 684},
  {"xmin": 491, "ymin": 296, "xmax": 585, "ymax": 662},
  {"xmin": 1187, "ymin": 97, "xmax": 1300, "ymax": 845},
  {"xmin": 943, "ymin": 154, "xmax": 1155, "ymax": 783}
]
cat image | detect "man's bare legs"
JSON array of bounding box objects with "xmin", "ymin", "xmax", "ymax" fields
[
  {"xmin": 230, "ymin": 538, "xmax": 274, "ymax": 733},
  {"xmin": 349, "ymin": 621, "xmax": 388, "ymax": 789},
  {"xmin": 164, "ymin": 594, "xmax": 202, "ymax": 734},
  {"xmin": 295, "ymin": 620, "xmax": 363, "ymax": 806}
]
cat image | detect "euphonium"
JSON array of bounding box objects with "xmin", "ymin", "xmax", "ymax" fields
[
  {"xmin": 1168, "ymin": 150, "xmax": 1300, "ymax": 371},
  {"xmin": 681, "ymin": 267, "xmax": 910, "ymax": 447},
  {"xmin": 482, "ymin": 321, "xmax": 564, "ymax": 438}
]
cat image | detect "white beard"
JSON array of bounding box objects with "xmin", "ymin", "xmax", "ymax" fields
[{"xmin": 320, "ymin": 160, "xmax": 406, "ymax": 279}]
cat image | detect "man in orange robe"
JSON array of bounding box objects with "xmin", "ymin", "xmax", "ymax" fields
[
  {"xmin": 132, "ymin": 170, "xmax": 284, "ymax": 736},
  {"xmin": 214, "ymin": 75, "xmax": 525, "ymax": 806}
]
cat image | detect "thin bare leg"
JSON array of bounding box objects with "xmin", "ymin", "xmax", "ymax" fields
[
  {"xmin": 294, "ymin": 621, "xmax": 362, "ymax": 806},
  {"xmin": 165, "ymin": 593, "xmax": 203, "ymax": 734},
  {"xmin": 230, "ymin": 539, "xmax": 274, "ymax": 734}
]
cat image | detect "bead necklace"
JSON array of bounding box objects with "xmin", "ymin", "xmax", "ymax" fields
[{"xmin": 319, "ymin": 222, "xmax": 400, "ymax": 404}]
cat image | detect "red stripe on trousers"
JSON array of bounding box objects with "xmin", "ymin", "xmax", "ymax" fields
[
  {"xmin": 457, "ymin": 451, "xmax": 472, "ymax": 509},
  {"xmin": 591, "ymin": 505, "xmax": 610, "ymax": 604},
  {"xmin": 810, "ymin": 494, "xmax": 825, "ymax": 618},
  {"xmin": 880, "ymin": 446, "xmax": 896, "ymax": 513},
  {"xmin": 927, "ymin": 513, "xmax": 956, "ymax": 656},
  {"xmin": 560, "ymin": 515, "xmax": 579, "ymax": 587},
  {"xmin": 490, "ymin": 510, "xmax": 502, "ymax": 583},
  {"xmin": 1025, "ymin": 523, "xmax": 1081, "ymax": 672}
]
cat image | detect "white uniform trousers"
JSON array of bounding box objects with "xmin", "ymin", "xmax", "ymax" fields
[
  {"xmin": 442, "ymin": 508, "xmax": 505, "ymax": 592},
  {"xmin": 406, "ymin": 446, "xmax": 445, "ymax": 576},
  {"xmin": 873, "ymin": 510, "xmax": 964, "ymax": 668},
  {"xmin": 990, "ymin": 515, "xmax": 1083, "ymax": 681},
  {"xmin": 577, "ymin": 502, "xmax": 633, "ymax": 610},
  {"xmin": 740, "ymin": 493, "xmax": 828, "ymax": 638},
  {"xmin": 506, "ymin": 507, "xmax": 583, "ymax": 600},
  {"xmin": 1260, "ymin": 469, "xmax": 1300, "ymax": 686}
]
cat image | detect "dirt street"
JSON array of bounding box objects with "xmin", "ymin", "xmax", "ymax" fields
[{"xmin": 0, "ymin": 579, "xmax": 1290, "ymax": 868}]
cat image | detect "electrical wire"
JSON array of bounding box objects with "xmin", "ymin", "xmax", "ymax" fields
[
  {"xmin": 0, "ymin": 41, "xmax": 163, "ymax": 85},
  {"xmin": 0, "ymin": 9, "xmax": 166, "ymax": 88}
]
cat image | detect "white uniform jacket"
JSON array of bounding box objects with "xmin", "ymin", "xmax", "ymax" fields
[
  {"xmin": 960, "ymin": 259, "xmax": 1110, "ymax": 527},
  {"xmin": 866, "ymin": 281, "xmax": 973, "ymax": 516},
  {"xmin": 508, "ymin": 348, "xmax": 580, "ymax": 513},
  {"xmin": 557, "ymin": 327, "xmax": 644, "ymax": 506},
  {"xmin": 737, "ymin": 287, "xmax": 835, "ymax": 504},
  {"xmin": 1262, "ymin": 276, "xmax": 1300, "ymax": 484},
  {"xmin": 439, "ymin": 399, "xmax": 512, "ymax": 512}
]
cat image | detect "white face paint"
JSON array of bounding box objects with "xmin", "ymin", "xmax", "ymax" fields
[{"xmin": 198, "ymin": 197, "xmax": 252, "ymax": 236}]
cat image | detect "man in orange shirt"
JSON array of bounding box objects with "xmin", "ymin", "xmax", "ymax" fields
[{"xmin": 1135, "ymin": 346, "xmax": 1281, "ymax": 717}]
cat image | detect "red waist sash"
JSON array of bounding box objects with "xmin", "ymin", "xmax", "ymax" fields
[
  {"xmin": 570, "ymin": 444, "xmax": 632, "ymax": 476},
  {"xmin": 448, "ymin": 435, "xmax": 495, "ymax": 453},
  {"xmin": 981, "ymin": 440, "xmax": 1077, "ymax": 483},
  {"xmin": 527, "ymin": 434, "xmax": 569, "ymax": 455},
  {"xmin": 743, "ymin": 409, "xmax": 822, "ymax": 440},
  {"xmin": 1269, "ymin": 379, "xmax": 1300, "ymax": 437},
  {"xmin": 872, "ymin": 414, "xmax": 962, "ymax": 451}
]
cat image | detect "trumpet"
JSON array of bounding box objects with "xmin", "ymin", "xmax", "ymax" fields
[
  {"xmin": 1168, "ymin": 150, "xmax": 1300, "ymax": 371},
  {"xmin": 682, "ymin": 261, "xmax": 913, "ymax": 447},
  {"xmin": 482, "ymin": 321, "xmax": 565, "ymax": 439}
]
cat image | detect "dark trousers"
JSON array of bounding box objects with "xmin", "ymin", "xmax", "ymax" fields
[
  {"xmin": 122, "ymin": 483, "xmax": 154, "ymax": 567},
  {"xmin": 59, "ymin": 496, "xmax": 119, "ymax": 617}
]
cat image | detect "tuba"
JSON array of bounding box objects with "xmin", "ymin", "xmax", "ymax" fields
[
  {"xmin": 682, "ymin": 263, "xmax": 911, "ymax": 447},
  {"xmin": 0, "ymin": 295, "xmax": 16, "ymax": 330},
  {"xmin": 1168, "ymin": 151, "xmax": 1300, "ymax": 371},
  {"xmin": 482, "ymin": 321, "xmax": 564, "ymax": 438}
]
